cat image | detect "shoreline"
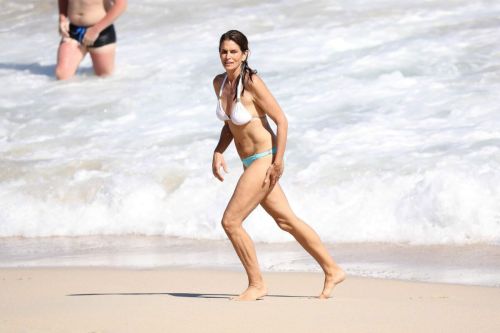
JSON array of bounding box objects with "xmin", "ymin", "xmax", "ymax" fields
[
  {"xmin": 2, "ymin": 264, "xmax": 499, "ymax": 289},
  {"xmin": 1, "ymin": 236, "xmax": 500, "ymax": 287},
  {"xmin": 1, "ymin": 267, "xmax": 500, "ymax": 332}
]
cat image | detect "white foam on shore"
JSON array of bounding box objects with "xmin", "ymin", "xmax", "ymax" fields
[
  {"xmin": 1, "ymin": 236, "xmax": 499, "ymax": 287},
  {"xmin": 1, "ymin": 0, "xmax": 500, "ymax": 245}
]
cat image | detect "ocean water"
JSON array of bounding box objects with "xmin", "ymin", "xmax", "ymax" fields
[
  {"xmin": 2, "ymin": 236, "xmax": 500, "ymax": 287},
  {"xmin": 1, "ymin": 0, "xmax": 500, "ymax": 285}
]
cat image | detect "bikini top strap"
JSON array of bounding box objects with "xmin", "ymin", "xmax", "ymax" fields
[{"xmin": 219, "ymin": 75, "xmax": 227, "ymax": 98}]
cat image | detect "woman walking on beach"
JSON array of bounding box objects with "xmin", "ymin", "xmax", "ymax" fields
[{"xmin": 212, "ymin": 30, "xmax": 345, "ymax": 301}]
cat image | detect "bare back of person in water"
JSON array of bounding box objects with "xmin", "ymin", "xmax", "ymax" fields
[{"xmin": 55, "ymin": 0, "xmax": 127, "ymax": 80}]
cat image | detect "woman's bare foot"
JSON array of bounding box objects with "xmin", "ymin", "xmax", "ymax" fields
[
  {"xmin": 232, "ymin": 284, "xmax": 268, "ymax": 301},
  {"xmin": 319, "ymin": 267, "xmax": 346, "ymax": 299}
]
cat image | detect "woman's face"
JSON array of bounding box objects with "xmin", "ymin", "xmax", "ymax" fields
[{"xmin": 219, "ymin": 39, "xmax": 247, "ymax": 72}]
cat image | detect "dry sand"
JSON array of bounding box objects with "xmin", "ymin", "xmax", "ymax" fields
[{"xmin": 1, "ymin": 268, "xmax": 499, "ymax": 333}]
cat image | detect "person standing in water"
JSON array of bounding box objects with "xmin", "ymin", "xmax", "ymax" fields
[
  {"xmin": 212, "ymin": 30, "xmax": 345, "ymax": 301},
  {"xmin": 55, "ymin": 0, "xmax": 127, "ymax": 80}
]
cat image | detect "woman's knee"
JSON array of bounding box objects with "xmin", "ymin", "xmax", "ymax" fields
[{"xmin": 221, "ymin": 214, "xmax": 242, "ymax": 235}]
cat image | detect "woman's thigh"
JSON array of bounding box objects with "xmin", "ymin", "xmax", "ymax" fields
[
  {"xmin": 260, "ymin": 183, "xmax": 296, "ymax": 223},
  {"xmin": 224, "ymin": 155, "xmax": 273, "ymax": 221}
]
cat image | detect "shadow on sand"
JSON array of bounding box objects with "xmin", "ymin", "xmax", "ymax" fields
[{"xmin": 67, "ymin": 292, "xmax": 312, "ymax": 300}]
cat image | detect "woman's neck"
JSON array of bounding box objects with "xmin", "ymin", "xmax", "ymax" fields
[{"xmin": 226, "ymin": 67, "xmax": 242, "ymax": 85}]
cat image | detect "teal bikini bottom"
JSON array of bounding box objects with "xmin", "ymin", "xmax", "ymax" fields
[{"xmin": 241, "ymin": 147, "xmax": 277, "ymax": 167}]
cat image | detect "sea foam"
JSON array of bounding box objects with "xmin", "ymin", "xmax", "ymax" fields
[{"xmin": 1, "ymin": 0, "xmax": 500, "ymax": 245}]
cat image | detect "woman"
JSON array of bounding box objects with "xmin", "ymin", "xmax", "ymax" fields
[{"xmin": 212, "ymin": 30, "xmax": 345, "ymax": 301}]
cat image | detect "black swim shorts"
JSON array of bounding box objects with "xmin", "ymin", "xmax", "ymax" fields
[{"xmin": 68, "ymin": 23, "xmax": 117, "ymax": 48}]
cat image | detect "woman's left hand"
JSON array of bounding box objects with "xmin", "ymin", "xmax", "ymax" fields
[
  {"xmin": 82, "ymin": 26, "xmax": 100, "ymax": 46},
  {"xmin": 264, "ymin": 161, "xmax": 284, "ymax": 188}
]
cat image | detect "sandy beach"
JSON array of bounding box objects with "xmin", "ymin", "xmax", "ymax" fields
[
  {"xmin": 1, "ymin": 268, "xmax": 499, "ymax": 333},
  {"xmin": 2, "ymin": 3, "xmax": 500, "ymax": 333}
]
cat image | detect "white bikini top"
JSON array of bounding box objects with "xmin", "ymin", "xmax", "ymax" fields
[{"xmin": 216, "ymin": 74, "xmax": 264, "ymax": 126}]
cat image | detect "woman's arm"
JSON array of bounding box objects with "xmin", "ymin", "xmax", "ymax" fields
[
  {"xmin": 212, "ymin": 75, "xmax": 233, "ymax": 181},
  {"xmin": 212, "ymin": 123, "xmax": 233, "ymax": 181},
  {"xmin": 214, "ymin": 123, "xmax": 234, "ymax": 154},
  {"xmin": 249, "ymin": 75, "xmax": 288, "ymax": 186},
  {"xmin": 83, "ymin": 0, "xmax": 127, "ymax": 46}
]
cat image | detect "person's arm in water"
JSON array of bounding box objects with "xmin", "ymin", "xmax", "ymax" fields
[
  {"xmin": 58, "ymin": 0, "xmax": 70, "ymax": 38},
  {"xmin": 249, "ymin": 75, "xmax": 288, "ymax": 187},
  {"xmin": 212, "ymin": 123, "xmax": 233, "ymax": 182},
  {"xmin": 82, "ymin": 0, "xmax": 128, "ymax": 46}
]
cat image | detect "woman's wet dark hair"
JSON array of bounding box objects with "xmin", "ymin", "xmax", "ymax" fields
[{"xmin": 219, "ymin": 30, "xmax": 257, "ymax": 100}]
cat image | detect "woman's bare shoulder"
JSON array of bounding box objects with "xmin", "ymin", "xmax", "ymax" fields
[
  {"xmin": 245, "ymin": 73, "xmax": 269, "ymax": 94},
  {"xmin": 213, "ymin": 73, "xmax": 226, "ymax": 90},
  {"xmin": 213, "ymin": 73, "xmax": 226, "ymax": 84}
]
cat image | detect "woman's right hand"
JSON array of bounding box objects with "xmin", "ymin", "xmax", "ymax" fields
[
  {"xmin": 59, "ymin": 15, "xmax": 70, "ymax": 38},
  {"xmin": 212, "ymin": 151, "xmax": 229, "ymax": 182}
]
